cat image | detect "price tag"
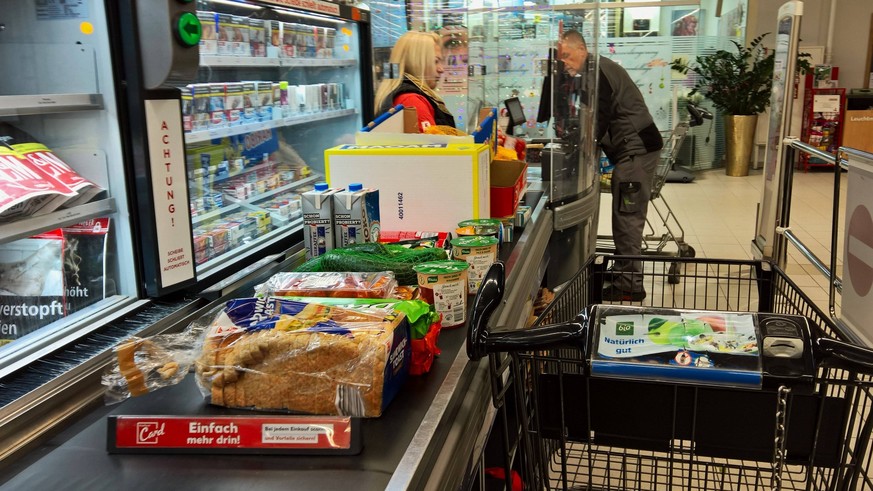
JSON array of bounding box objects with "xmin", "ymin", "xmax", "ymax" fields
[{"xmin": 108, "ymin": 415, "xmax": 361, "ymax": 455}]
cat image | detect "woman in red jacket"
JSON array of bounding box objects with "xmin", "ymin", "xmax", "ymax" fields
[{"xmin": 374, "ymin": 31, "xmax": 456, "ymax": 132}]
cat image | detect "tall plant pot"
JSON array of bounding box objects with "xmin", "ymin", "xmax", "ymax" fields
[{"xmin": 724, "ymin": 114, "xmax": 758, "ymax": 177}]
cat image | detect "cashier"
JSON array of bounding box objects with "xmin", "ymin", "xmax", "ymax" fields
[{"xmin": 374, "ymin": 31, "xmax": 456, "ymax": 132}]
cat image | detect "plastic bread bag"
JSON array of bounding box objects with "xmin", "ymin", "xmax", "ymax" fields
[
  {"xmin": 103, "ymin": 297, "xmax": 411, "ymax": 417},
  {"xmin": 254, "ymin": 270, "xmax": 398, "ymax": 299},
  {"xmin": 102, "ymin": 303, "xmax": 223, "ymax": 405}
]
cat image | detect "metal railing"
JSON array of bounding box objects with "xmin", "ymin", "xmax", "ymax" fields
[{"xmin": 773, "ymin": 139, "xmax": 873, "ymax": 346}]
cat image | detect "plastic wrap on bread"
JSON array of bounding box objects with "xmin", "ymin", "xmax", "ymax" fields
[
  {"xmin": 254, "ymin": 271, "xmax": 397, "ymax": 298},
  {"xmin": 103, "ymin": 297, "xmax": 411, "ymax": 417}
]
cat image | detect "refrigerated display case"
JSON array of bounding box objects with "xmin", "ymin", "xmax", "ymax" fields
[
  {"xmin": 186, "ymin": 1, "xmax": 368, "ymax": 279},
  {"xmin": 0, "ymin": 1, "xmax": 138, "ymax": 372},
  {"xmin": 112, "ymin": 0, "xmax": 372, "ymax": 296}
]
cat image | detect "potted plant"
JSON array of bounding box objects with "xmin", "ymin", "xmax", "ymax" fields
[{"xmin": 671, "ymin": 34, "xmax": 810, "ymax": 176}]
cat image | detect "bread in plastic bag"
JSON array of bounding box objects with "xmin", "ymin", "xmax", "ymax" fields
[{"xmin": 103, "ymin": 297, "xmax": 411, "ymax": 417}]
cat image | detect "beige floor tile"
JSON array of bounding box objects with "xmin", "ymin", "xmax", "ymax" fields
[{"xmin": 634, "ymin": 168, "xmax": 848, "ymax": 317}]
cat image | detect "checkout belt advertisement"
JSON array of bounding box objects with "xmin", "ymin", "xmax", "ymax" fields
[{"xmin": 591, "ymin": 307, "xmax": 762, "ymax": 388}]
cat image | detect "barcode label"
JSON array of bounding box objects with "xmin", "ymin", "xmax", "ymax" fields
[{"xmin": 335, "ymin": 384, "xmax": 365, "ymax": 417}]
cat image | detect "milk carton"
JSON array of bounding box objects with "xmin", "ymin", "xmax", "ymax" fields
[
  {"xmin": 302, "ymin": 182, "xmax": 341, "ymax": 259},
  {"xmin": 333, "ymin": 183, "xmax": 380, "ymax": 247}
]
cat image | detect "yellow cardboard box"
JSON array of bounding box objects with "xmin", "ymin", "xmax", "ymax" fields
[{"xmin": 325, "ymin": 143, "xmax": 491, "ymax": 232}]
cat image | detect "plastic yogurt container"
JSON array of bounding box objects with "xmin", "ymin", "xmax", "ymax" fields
[
  {"xmin": 456, "ymin": 219, "xmax": 502, "ymax": 242},
  {"xmin": 450, "ymin": 236, "xmax": 499, "ymax": 294},
  {"xmin": 413, "ymin": 261, "xmax": 470, "ymax": 328}
]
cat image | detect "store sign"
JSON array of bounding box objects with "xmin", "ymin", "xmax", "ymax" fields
[
  {"xmin": 145, "ymin": 99, "xmax": 195, "ymax": 289},
  {"xmin": 108, "ymin": 416, "xmax": 358, "ymax": 454},
  {"xmin": 842, "ymin": 152, "xmax": 873, "ymax": 347},
  {"xmin": 259, "ymin": 0, "xmax": 341, "ymax": 17},
  {"xmin": 813, "ymin": 95, "xmax": 841, "ymax": 114}
]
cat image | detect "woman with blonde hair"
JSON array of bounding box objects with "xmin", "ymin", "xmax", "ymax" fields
[{"xmin": 374, "ymin": 31, "xmax": 456, "ymax": 132}]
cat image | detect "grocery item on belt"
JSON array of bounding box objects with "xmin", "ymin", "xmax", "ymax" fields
[
  {"xmin": 105, "ymin": 297, "xmax": 411, "ymax": 417},
  {"xmin": 451, "ymin": 235, "xmax": 499, "ymax": 294},
  {"xmin": 294, "ymin": 242, "xmax": 447, "ymax": 286},
  {"xmin": 255, "ymin": 270, "xmax": 397, "ymax": 299},
  {"xmin": 413, "ymin": 260, "xmax": 469, "ymax": 328}
]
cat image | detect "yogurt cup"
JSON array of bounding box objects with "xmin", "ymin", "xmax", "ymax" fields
[
  {"xmin": 456, "ymin": 219, "xmax": 503, "ymax": 242},
  {"xmin": 451, "ymin": 236, "xmax": 499, "ymax": 294},
  {"xmin": 413, "ymin": 261, "xmax": 470, "ymax": 328}
]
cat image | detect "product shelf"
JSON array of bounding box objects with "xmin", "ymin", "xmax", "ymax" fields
[
  {"xmin": 199, "ymin": 55, "xmax": 357, "ymax": 69},
  {"xmin": 282, "ymin": 58, "xmax": 357, "ymax": 68},
  {"xmin": 207, "ymin": 160, "xmax": 282, "ymax": 186},
  {"xmin": 194, "ymin": 215, "xmax": 303, "ymax": 277},
  {"xmin": 0, "ymin": 197, "xmax": 116, "ymax": 245},
  {"xmin": 199, "ymin": 55, "xmax": 281, "ymax": 67},
  {"xmin": 184, "ymin": 108, "xmax": 357, "ymax": 144},
  {"xmin": 0, "ymin": 93, "xmax": 104, "ymax": 117},
  {"xmin": 191, "ymin": 174, "xmax": 317, "ymax": 226}
]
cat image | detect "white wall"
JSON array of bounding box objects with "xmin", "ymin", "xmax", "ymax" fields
[{"xmin": 749, "ymin": 0, "xmax": 873, "ymax": 88}]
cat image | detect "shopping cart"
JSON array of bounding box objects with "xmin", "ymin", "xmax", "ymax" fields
[
  {"xmin": 467, "ymin": 255, "xmax": 873, "ymax": 490},
  {"xmin": 598, "ymin": 105, "xmax": 712, "ymax": 284}
]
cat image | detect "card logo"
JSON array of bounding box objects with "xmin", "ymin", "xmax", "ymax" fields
[{"xmin": 136, "ymin": 422, "xmax": 166, "ymax": 445}]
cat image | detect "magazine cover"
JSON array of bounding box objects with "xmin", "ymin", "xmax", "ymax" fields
[
  {"xmin": 0, "ymin": 122, "xmax": 103, "ymax": 210},
  {"xmin": 0, "ymin": 230, "xmax": 67, "ymax": 346},
  {"xmin": 62, "ymin": 218, "xmax": 110, "ymax": 314},
  {"xmin": 0, "ymin": 145, "xmax": 71, "ymax": 220},
  {"xmin": 590, "ymin": 305, "xmax": 762, "ymax": 388}
]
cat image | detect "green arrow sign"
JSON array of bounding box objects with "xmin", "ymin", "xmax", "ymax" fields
[{"xmin": 175, "ymin": 12, "xmax": 201, "ymax": 47}]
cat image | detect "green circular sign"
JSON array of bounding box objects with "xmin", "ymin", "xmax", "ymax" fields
[{"xmin": 175, "ymin": 12, "xmax": 202, "ymax": 47}]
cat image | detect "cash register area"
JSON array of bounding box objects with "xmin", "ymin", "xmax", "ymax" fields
[{"xmin": 596, "ymin": 167, "xmax": 845, "ymax": 313}]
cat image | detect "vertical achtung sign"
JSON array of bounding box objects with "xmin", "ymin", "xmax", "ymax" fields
[{"xmin": 145, "ymin": 99, "xmax": 194, "ymax": 288}]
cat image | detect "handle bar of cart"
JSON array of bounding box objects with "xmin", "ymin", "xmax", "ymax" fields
[
  {"xmin": 468, "ymin": 261, "xmax": 873, "ymax": 374},
  {"xmin": 686, "ymin": 102, "xmax": 713, "ymax": 128},
  {"xmin": 468, "ymin": 261, "xmax": 586, "ymax": 360}
]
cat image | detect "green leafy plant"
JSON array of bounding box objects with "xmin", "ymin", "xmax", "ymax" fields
[{"xmin": 671, "ymin": 34, "xmax": 812, "ymax": 116}]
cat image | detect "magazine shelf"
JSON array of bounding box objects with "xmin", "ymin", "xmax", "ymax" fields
[{"xmin": 0, "ymin": 198, "xmax": 117, "ymax": 246}]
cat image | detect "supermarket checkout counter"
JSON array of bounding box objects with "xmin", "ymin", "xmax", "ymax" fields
[{"xmin": 0, "ymin": 190, "xmax": 553, "ymax": 491}]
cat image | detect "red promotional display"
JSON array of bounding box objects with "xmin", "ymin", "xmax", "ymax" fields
[{"xmin": 108, "ymin": 416, "xmax": 360, "ymax": 455}]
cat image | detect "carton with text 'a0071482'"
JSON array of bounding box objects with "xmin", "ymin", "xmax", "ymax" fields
[
  {"xmin": 325, "ymin": 143, "xmax": 491, "ymax": 233},
  {"xmin": 490, "ymin": 159, "xmax": 527, "ymax": 218}
]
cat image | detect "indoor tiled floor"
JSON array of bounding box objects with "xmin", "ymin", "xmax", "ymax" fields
[{"xmin": 597, "ymin": 165, "xmax": 846, "ymax": 314}]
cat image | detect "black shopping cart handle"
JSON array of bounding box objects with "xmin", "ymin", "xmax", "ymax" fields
[
  {"xmin": 467, "ymin": 261, "xmax": 586, "ymax": 360},
  {"xmin": 468, "ymin": 262, "xmax": 507, "ymax": 360},
  {"xmin": 815, "ymin": 337, "xmax": 873, "ymax": 374}
]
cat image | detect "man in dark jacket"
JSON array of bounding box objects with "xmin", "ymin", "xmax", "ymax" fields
[{"xmin": 560, "ymin": 30, "xmax": 663, "ymax": 301}]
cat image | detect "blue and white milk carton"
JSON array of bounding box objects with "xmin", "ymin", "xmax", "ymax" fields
[
  {"xmin": 302, "ymin": 182, "xmax": 341, "ymax": 259},
  {"xmin": 333, "ymin": 183, "xmax": 380, "ymax": 247}
]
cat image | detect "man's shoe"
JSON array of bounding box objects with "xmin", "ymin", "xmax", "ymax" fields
[{"xmin": 601, "ymin": 285, "xmax": 646, "ymax": 302}]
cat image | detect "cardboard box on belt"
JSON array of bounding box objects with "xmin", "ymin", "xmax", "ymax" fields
[
  {"xmin": 325, "ymin": 143, "xmax": 491, "ymax": 233},
  {"xmin": 302, "ymin": 183, "xmax": 341, "ymax": 259}
]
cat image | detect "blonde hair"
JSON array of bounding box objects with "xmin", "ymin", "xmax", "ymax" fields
[{"xmin": 374, "ymin": 31, "xmax": 441, "ymax": 112}]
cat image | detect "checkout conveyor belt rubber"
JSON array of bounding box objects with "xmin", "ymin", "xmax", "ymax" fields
[{"xmin": 0, "ymin": 297, "xmax": 197, "ymax": 409}]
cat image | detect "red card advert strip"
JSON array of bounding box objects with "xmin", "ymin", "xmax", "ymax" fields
[{"xmin": 114, "ymin": 416, "xmax": 352, "ymax": 449}]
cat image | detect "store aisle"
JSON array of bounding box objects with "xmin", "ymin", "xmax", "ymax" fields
[{"xmin": 598, "ymin": 167, "xmax": 846, "ymax": 313}]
